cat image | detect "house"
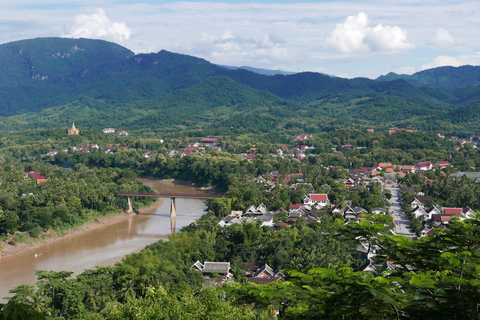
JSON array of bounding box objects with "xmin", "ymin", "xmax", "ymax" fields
[
  {"xmin": 378, "ymin": 163, "xmax": 392, "ymax": 169},
  {"xmin": 302, "ymin": 194, "xmax": 330, "ymax": 208},
  {"xmin": 118, "ymin": 130, "xmax": 128, "ymax": 136},
  {"xmin": 411, "ymin": 206, "xmax": 429, "ymax": 220},
  {"xmin": 359, "ymin": 258, "xmax": 395, "ymax": 275},
  {"xmin": 432, "ymin": 214, "xmax": 455, "ymax": 226},
  {"xmin": 344, "ymin": 205, "xmax": 368, "ymax": 220},
  {"xmin": 414, "ymin": 162, "xmax": 433, "ymax": 172},
  {"xmin": 462, "ymin": 207, "xmax": 477, "ymax": 219},
  {"xmin": 409, "ymin": 196, "xmax": 433, "ymax": 208},
  {"xmin": 245, "ymin": 204, "xmax": 267, "ymax": 215},
  {"xmin": 442, "ymin": 207, "xmax": 463, "ymax": 215},
  {"xmin": 257, "ymin": 213, "xmax": 274, "ymax": 227},
  {"xmin": 291, "ymin": 173, "xmax": 305, "ymax": 182},
  {"xmin": 371, "ymin": 208, "xmax": 387, "ymax": 215},
  {"xmin": 25, "ymin": 171, "xmax": 49, "ymax": 184},
  {"xmin": 345, "ymin": 177, "xmax": 356, "ymax": 189},
  {"xmin": 295, "ymin": 134, "xmax": 312, "ymax": 140},
  {"xmin": 218, "ymin": 215, "xmax": 242, "ymax": 227},
  {"xmin": 200, "ymin": 138, "xmax": 218, "ymax": 146},
  {"xmin": 289, "ymin": 204, "xmax": 303, "ymax": 210},
  {"xmin": 192, "ymin": 261, "xmax": 232, "ymax": 278},
  {"xmin": 435, "ymin": 161, "xmax": 450, "ymax": 169},
  {"xmin": 402, "ymin": 165, "xmax": 415, "ymax": 174},
  {"xmin": 103, "ymin": 128, "xmax": 115, "ymax": 134},
  {"xmin": 245, "ymin": 262, "xmax": 284, "ymax": 284},
  {"xmin": 426, "ymin": 205, "xmax": 442, "ymax": 216},
  {"xmin": 288, "ymin": 208, "xmax": 306, "ymax": 219}
]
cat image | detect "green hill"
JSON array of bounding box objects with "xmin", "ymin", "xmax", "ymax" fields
[
  {"xmin": 377, "ymin": 65, "xmax": 480, "ymax": 88},
  {"xmin": 1, "ymin": 37, "xmax": 480, "ymax": 135}
]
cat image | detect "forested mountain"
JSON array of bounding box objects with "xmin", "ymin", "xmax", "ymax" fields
[
  {"xmin": 1, "ymin": 37, "xmax": 480, "ymax": 135},
  {"xmin": 376, "ymin": 65, "xmax": 480, "ymax": 88}
]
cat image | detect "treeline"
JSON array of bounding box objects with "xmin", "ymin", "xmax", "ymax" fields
[{"xmin": 0, "ymin": 162, "xmax": 155, "ymax": 236}]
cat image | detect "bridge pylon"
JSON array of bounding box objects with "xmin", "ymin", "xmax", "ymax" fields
[
  {"xmin": 127, "ymin": 196, "xmax": 133, "ymax": 213},
  {"xmin": 170, "ymin": 197, "xmax": 176, "ymax": 234}
]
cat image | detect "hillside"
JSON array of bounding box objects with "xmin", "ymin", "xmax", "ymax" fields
[
  {"xmin": 377, "ymin": 65, "xmax": 480, "ymax": 88},
  {"xmin": 0, "ymin": 37, "xmax": 480, "ymax": 135}
]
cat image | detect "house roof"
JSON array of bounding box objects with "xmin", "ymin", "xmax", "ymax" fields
[
  {"xmin": 203, "ymin": 262, "xmax": 230, "ymax": 274},
  {"xmin": 289, "ymin": 204, "xmax": 303, "ymax": 209},
  {"xmin": 463, "ymin": 207, "xmax": 474, "ymax": 214},
  {"xmin": 378, "ymin": 163, "xmax": 392, "ymax": 168},
  {"xmin": 253, "ymin": 264, "xmax": 275, "ymax": 278},
  {"xmin": 415, "ymin": 161, "xmax": 433, "ymax": 168},
  {"xmin": 308, "ymin": 194, "xmax": 328, "ymax": 201},
  {"xmin": 443, "ymin": 207, "xmax": 462, "ymax": 215}
]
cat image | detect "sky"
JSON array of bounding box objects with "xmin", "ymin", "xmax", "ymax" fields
[{"xmin": 1, "ymin": 0, "xmax": 480, "ymax": 78}]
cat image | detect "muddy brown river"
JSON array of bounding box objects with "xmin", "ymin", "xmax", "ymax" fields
[{"xmin": 0, "ymin": 179, "xmax": 210, "ymax": 300}]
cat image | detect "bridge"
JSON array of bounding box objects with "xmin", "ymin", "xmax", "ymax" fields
[{"xmin": 117, "ymin": 192, "xmax": 228, "ymax": 233}]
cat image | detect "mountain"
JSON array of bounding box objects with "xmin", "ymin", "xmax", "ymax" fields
[
  {"xmin": 1, "ymin": 37, "xmax": 480, "ymax": 135},
  {"xmin": 377, "ymin": 65, "xmax": 480, "ymax": 88},
  {"xmin": 219, "ymin": 65, "xmax": 296, "ymax": 76}
]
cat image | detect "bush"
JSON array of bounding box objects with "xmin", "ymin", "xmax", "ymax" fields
[{"xmin": 28, "ymin": 226, "xmax": 43, "ymax": 238}]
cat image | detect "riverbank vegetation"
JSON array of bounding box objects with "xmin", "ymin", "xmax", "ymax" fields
[{"xmin": 0, "ymin": 162, "xmax": 156, "ymax": 243}]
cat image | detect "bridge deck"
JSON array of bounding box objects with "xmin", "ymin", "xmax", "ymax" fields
[{"xmin": 118, "ymin": 192, "xmax": 227, "ymax": 199}]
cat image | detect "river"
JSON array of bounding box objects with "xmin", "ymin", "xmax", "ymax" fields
[{"xmin": 0, "ymin": 179, "xmax": 210, "ymax": 301}]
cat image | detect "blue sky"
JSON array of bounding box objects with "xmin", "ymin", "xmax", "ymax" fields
[{"xmin": 1, "ymin": 0, "xmax": 480, "ymax": 78}]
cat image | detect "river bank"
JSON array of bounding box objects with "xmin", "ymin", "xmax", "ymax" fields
[{"xmin": 0, "ymin": 197, "xmax": 166, "ymax": 259}]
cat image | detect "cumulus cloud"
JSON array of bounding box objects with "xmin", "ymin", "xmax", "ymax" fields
[
  {"xmin": 64, "ymin": 9, "xmax": 131, "ymax": 43},
  {"xmin": 421, "ymin": 55, "xmax": 465, "ymax": 70},
  {"xmin": 429, "ymin": 28, "xmax": 461, "ymax": 48},
  {"xmin": 324, "ymin": 12, "xmax": 412, "ymax": 53},
  {"xmin": 186, "ymin": 31, "xmax": 291, "ymax": 66}
]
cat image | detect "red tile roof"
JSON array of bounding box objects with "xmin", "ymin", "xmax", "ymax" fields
[
  {"xmin": 289, "ymin": 204, "xmax": 303, "ymax": 209},
  {"xmin": 310, "ymin": 194, "xmax": 328, "ymax": 201},
  {"xmin": 443, "ymin": 207, "xmax": 462, "ymax": 215}
]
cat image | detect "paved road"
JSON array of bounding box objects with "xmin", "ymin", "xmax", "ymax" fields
[{"xmin": 386, "ymin": 183, "xmax": 415, "ymax": 237}]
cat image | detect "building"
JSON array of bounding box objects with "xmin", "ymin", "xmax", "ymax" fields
[
  {"xmin": 67, "ymin": 122, "xmax": 80, "ymax": 135},
  {"xmin": 302, "ymin": 194, "xmax": 330, "ymax": 208},
  {"xmin": 103, "ymin": 128, "xmax": 115, "ymax": 134},
  {"xmin": 119, "ymin": 130, "xmax": 128, "ymax": 136}
]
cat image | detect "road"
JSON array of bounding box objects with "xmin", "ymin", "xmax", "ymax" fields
[{"xmin": 386, "ymin": 183, "xmax": 415, "ymax": 237}]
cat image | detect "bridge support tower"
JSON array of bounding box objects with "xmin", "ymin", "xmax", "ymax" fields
[
  {"xmin": 127, "ymin": 196, "xmax": 133, "ymax": 213},
  {"xmin": 170, "ymin": 197, "xmax": 176, "ymax": 234}
]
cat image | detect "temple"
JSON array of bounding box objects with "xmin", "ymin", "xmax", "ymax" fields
[{"xmin": 68, "ymin": 122, "xmax": 80, "ymax": 135}]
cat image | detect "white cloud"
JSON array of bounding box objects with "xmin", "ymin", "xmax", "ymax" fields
[
  {"xmin": 420, "ymin": 55, "xmax": 465, "ymax": 70},
  {"xmin": 64, "ymin": 8, "xmax": 130, "ymax": 43},
  {"xmin": 324, "ymin": 12, "xmax": 412, "ymax": 53},
  {"xmin": 429, "ymin": 28, "xmax": 461, "ymax": 48},
  {"xmin": 185, "ymin": 31, "xmax": 291, "ymax": 67}
]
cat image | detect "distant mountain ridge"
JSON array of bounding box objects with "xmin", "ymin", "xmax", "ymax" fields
[
  {"xmin": 376, "ymin": 65, "xmax": 480, "ymax": 88},
  {"xmin": 219, "ymin": 65, "xmax": 296, "ymax": 76},
  {"xmin": 1, "ymin": 37, "xmax": 480, "ymax": 135}
]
